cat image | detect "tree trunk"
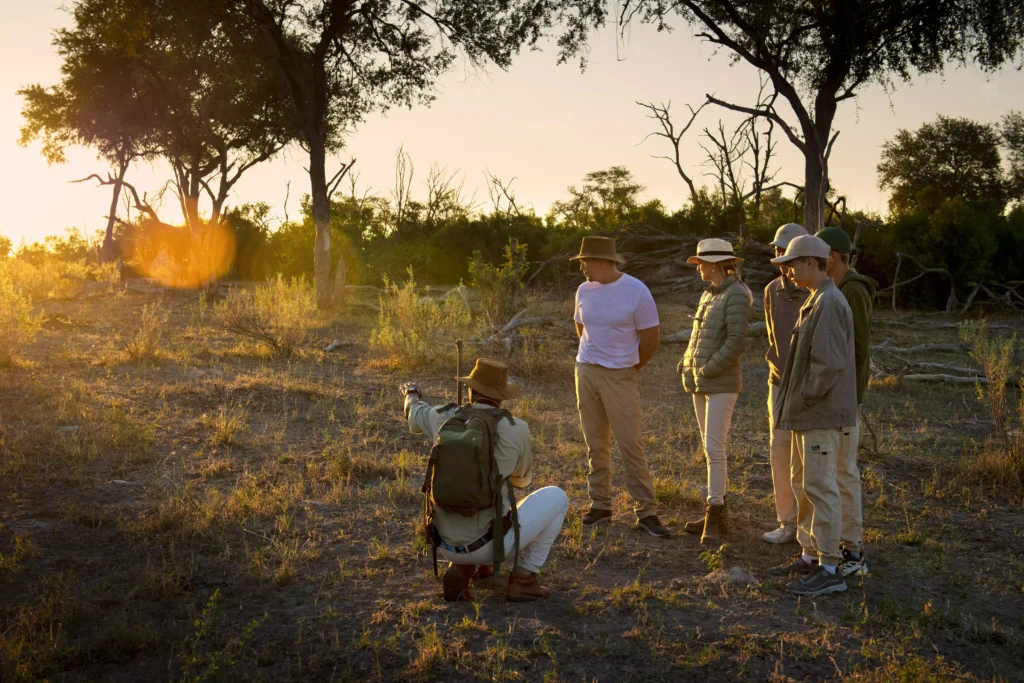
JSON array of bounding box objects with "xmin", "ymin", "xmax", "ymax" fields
[
  {"xmin": 803, "ymin": 147, "xmax": 826, "ymax": 233},
  {"xmin": 101, "ymin": 161, "xmax": 128, "ymax": 263},
  {"xmin": 309, "ymin": 136, "xmax": 332, "ymax": 308}
]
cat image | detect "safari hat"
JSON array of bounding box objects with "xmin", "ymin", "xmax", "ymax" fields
[
  {"xmin": 687, "ymin": 238, "xmax": 743, "ymax": 264},
  {"xmin": 456, "ymin": 358, "xmax": 520, "ymax": 401},
  {"xmin": 770, "ymin": 223, "xmax": 808, "ymax": 249},
  {"xmin": 815, "ymin": 226, "xmax": 853, "ymax": 254},
  {"xmin": 771, "ymin": 234, "xmax": 831, "ymax": 265},
  {"xmin": 570, "ymin": 236, "xmax": 625, "ymax": 264}
]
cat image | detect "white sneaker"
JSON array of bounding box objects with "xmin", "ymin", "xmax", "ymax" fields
[{"xmin": 762, "ymin": 526, "xmax": 797, "ymax": 544}]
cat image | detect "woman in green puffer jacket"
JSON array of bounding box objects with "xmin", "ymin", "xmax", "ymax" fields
[{"xmin": 677, "ymin": 238, "xmax": 752, "ymax": 546}]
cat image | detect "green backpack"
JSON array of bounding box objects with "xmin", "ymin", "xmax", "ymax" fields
[{"xmin": 420, "ymin": 404, "xmax": 520, "ymax": 577}]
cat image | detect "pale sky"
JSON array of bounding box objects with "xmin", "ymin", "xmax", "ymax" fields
[{"xmin": 2, "ymin": 2, "xmax": 1023, "ymax": 246}]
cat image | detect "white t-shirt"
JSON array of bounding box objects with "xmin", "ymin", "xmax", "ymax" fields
[{"xmin": 574, "ymin": 273, "xmax": 660, "ymax": 369}]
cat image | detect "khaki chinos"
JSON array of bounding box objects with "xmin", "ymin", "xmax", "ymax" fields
[
  {"xmin": 837, "ymin": 411, "xmax": 863, "ymax": 551},
  {"xmin": 791, "ymin": 428, "xmax": 843, "ymax": 567},
  {"xmin": 575, "ymin": 362, "xmax": 657, "ymax": 520},
  {"xmin": 768, "ymin": 381, "xmax": 797, "ymax": 530}
]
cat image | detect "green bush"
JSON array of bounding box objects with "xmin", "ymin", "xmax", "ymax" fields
[
  {"xmin": 469, "ymin": 239, "xmax": 528, "ymax": 330},
  {"xmin": 0, "ymin": 268, "xmax": 42, "ymax": 365},
  {"xmin": 369, "ymin": 269, "xmax": 470, "ymax": 369},
  {"xmin": 216, "ymin": 276, "xmax": 319, "ymax": 357}
]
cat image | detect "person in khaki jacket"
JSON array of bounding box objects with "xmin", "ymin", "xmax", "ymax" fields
[
  {"xmin": 765, "ymin": 235, "xmax": 858, "ymax": 597},
  {"xmin": 571, "ymin": 236, "xmax": 668, "ymax": 538},
  {"xmin": 677, "ymin": 238, "xmax": 752, "ymax": 545},
  {"xmin": 763, "ymin": 223, "xmax": 810, "ymax": 545}
]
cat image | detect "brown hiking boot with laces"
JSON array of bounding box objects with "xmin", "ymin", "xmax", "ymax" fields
[{"xmin": 505, "ymin": 571, "xmax": 551, "ymax": 602}]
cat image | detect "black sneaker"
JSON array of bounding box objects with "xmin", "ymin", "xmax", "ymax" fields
[
  {"xmin": 840, "ymin": 548, "xmax": 868, "ymax": 577},
  {"xmin": 581, "ymin": 508, "xmax": 612, "ymax": 526},
  {"xmin": 787, "ymin": 567, "xmax": 847, "ymax": 596},
  {"xmin": 636, "ymin": 515, "xmax": 671, "ymax": 538},
  {"xmin": 766, "ymin": 555, "xmax": 818, "ymax": 577}
]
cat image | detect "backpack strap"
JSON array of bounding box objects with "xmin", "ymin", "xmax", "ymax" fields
[
  {"xmin": 506, "ymin": 477, "xmax": 520, "ymax": 573},
  {"xmin": 434, "ymin": 402, "xmax": 459, "ymax": 414},
  {"xmin": 421, "ymin": 443, "xmax": 441, "ymax": 577}
]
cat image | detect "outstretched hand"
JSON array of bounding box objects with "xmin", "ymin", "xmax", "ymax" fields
[{"xmin": 400, "ymin": 382, "xmax": 421, "ymax": 397}]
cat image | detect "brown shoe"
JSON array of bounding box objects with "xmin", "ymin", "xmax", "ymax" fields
[
  {"xmin": 505, "ymin": 571, "xmax": 551, "ymax": 602},
  {"xmin": 684, "ymin": 513, "xmax": 705, "ymax": 535},
  {"xmin": 475, "ymin": 564, "xmax": 494, "ymax": 579},
  {"xmin": 700, "ymin": 504, "xmax": 725, "ymax": 546},
  {"xmin": 442, "ymin": 564, "xmax": 476, "ymax": 602}
]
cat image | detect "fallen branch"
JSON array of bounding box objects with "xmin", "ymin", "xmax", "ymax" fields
[
  {"xmin": 901, "ymin": 373, "xmax": 985, "ymax": 385},
  {"xmin": 872, "ymin": 342, "xmax": 968, "ymax": 354}
]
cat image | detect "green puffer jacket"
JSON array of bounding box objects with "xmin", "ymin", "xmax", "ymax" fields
[{"xmin": 678, "ymin": 275, "xmax": 752, "ymax": 394}]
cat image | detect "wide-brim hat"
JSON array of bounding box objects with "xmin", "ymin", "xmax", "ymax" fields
[
  {"xmin": 770, "ymin": 234, "xmax": 831, "ymax": 264},
  {"xmin": 457, "ymin": 357, "xmax": 520, "ymax": 400},
  {"xmin": 569, "ymin": 236, "xmax": 625, "ymax": 264},
  {"xmin": 687, "ymin": 238, "xmax": 744, "ymax": 264}
]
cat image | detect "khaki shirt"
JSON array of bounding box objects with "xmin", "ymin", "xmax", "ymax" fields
[
  {"xmin": 409, "ymin": 401, "xmax": 532, "ymax": 546},
  {"xmin": 775, "ymin": 279, "xmax": 858, "ymax": 431},
  {"xmin": 764, "ymin": 275, "xmax": 810, "ymax": 385}
]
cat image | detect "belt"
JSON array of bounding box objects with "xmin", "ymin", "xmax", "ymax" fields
[{"xmin": 440, "ymin": 511, "xmax": 513, "ymax": 554}]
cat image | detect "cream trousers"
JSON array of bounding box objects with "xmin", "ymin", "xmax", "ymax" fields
[
  {"xmin": 768, "ymin": 382, "xmax": 797, "ymax": 529},
  {"xmin": 692, "ymin": 392, "xmax": 739, "ymax": 506},
  {"xmin": 792, "ymin": 428, "xmax": 843, "ymax": 567}
]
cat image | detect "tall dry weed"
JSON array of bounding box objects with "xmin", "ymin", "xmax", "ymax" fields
[
  {"xmin": 216, "ymin": 276, "xmax": 319, "ymax": 357},
  {"xmin": 121, "ymin": 301, "xmax": 167, "ymax": 363},
  {"xmin": 0, "ymin": 269, "xmax": 42, "ymax": 366}
]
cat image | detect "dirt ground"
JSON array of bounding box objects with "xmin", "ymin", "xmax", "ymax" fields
[{"xmin": 1, "ymin": 284, "xmax": 1022, "ymax": 682}]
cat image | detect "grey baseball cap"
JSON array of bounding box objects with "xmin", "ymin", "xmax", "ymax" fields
[
  {"xmin": 770, "ymin": 223, "xmax": 808, "ymax": 249},
  {"xmin": 770, "ymin": 234, "xmax": 831, "ymax": 265}
]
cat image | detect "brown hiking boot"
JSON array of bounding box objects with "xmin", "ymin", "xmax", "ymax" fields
[
  {"xmin": 442, "ymin": 564, "xmax": 476, "ymax": 602},
  {"xmin": 686, "ymin": 499, "xmax": 728, "ymax": 536},
  {"xmin": 700, "ymin": 504, "xmax": 726, "ymax": 546},
  {"xmin": 475, "ymin": 564, "xmax": 494, "ymax": 579},
  {"xmin": 505, "ymin": 571, "xmax": 551, "ymax": 602}
]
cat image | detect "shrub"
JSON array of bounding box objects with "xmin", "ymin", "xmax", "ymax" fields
[
  {"xmin": 121, "ymin": 302, "xmax": 167, "ymax": 363},
  {"xmin": 369, "ymin": 269, "xmax": 470, "ymax": 369},
  {"xmin": 0, "ymin": 269, "xmax": 42, "ymax": 365},
  {"xmin": 469, "ymin": 238, "xmax": 528, "ymax": 330},
  {"xmin": 216, "ymin": 276, "xmax": 319, "ymax": 357},
  {"xmin": 959, "ymin": 320, "xmax": 1024, "ymax": 488},
  {"xmin": 4, "ymin": 257, "xmax": 94, "ymax": 301}
]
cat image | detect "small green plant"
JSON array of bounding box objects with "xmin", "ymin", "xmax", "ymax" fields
[
  {"xmin": 216, "ymin": 276, "xmax": 319, "ymax": 357},
  {"xmin": 0, "ymin": 269, "xmax": 42, "ymax": 366},
  {"xmin": 699, "ymin": 545, "xmax": 724, "ymax": 572},
  {"xmin": 470, "ymin": 238, "xmax": 528, "ymax": 330},
  {"xmin": 369, "ymin": 268, "xmax": 470, "ymax": 369},
  {"xmin": 121, "ymin": 301, "xmax": 167, "ymax": 362},
  {"xmin": 176, "ymin": 589, "xmax": 259, "ymax": 683}
]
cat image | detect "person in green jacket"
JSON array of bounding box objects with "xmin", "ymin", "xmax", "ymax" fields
[
  {"xmin": 816, "ymin": 227, "xmax": 878, "ymax": 579},
  {"xmin": 677, "ymin": 238, "xmax": 752, "ymax": 545}
]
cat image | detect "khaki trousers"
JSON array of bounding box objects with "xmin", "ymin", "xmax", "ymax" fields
[
  {"xmin": 791, "ymin": 428, "xmax": 843, "ymax": 567},
  {"xmin": 575, "ymin": 363, "xmax": 657, "ymax": 519},
  {"xmin": 768, "ymin": 382, "xmax": 797, "ymax": 530},
  {"xmin": 837, "ymin": 410, "xmax": 863, "ymax": 551},
  {"xmin": 692, "ymin": 392, "xmax": 738, "ymax": 506}
]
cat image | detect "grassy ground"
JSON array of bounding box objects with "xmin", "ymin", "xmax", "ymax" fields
[{"xmin": 1, "ymin": 285, "xmax": 1022, "ymax": 682}]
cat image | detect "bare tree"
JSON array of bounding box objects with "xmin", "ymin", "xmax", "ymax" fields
[
  {"xmin": 484, "ymin": 170, "xmax": 523, "ymax": 218},
  {"xmin": 636, "ymin": 100, "xmax": 706, "ymax": 200}
]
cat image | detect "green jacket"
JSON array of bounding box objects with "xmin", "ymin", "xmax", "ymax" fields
[
  {"xmin": 679, "ymin": 275, "xmax": 752, "ymax": 394},
  {"xmin": 838, "ymin": 267, "xmax": 877, "ymax": 404}
]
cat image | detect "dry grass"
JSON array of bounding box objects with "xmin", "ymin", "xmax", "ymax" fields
[{"xmin": 0, "ymin": 290, "xmax": 1022, "ymax": 681}]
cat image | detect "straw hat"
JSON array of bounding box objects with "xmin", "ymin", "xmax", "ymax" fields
[
  {"xmin": 569, "ymin": 236, "xmax": 625, "ymax": 264},
  {"xmin": 687, "ymin": 238, "xmax": 743, "ymax": 264},
  {"xmin": 456, "ymin": 358, "xmax": 520, "ymax": 401}
]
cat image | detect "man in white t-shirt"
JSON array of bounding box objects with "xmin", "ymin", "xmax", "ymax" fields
[{"xmin": 571, "ymin": 236, "xmax": 668, "ymax": 538}]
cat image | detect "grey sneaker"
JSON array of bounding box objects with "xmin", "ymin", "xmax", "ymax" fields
[
  {"xmin": 581, "ymin": 508, "xmax": 612, "ymax": 526},
  {"xmin": 636, "ymin": 515, "xmax": 671, "ymax": 538},
  {"xmin": 766, "ymin": 555, "xmax": 817, "ymax": 577},
  {"xmin": 840, "ymin": 548, "xmax": 868, "ymax": 577},
  {"xmin": 788, "ymin": 567, "xmax": 847, "ymax": 596}
]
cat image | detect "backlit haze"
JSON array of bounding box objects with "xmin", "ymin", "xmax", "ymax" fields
[{"xmin": 3, "ymin": 2, "xmax": 1023, "ymax": 246}]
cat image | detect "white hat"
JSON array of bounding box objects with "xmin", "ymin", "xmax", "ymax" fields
[
  {"xmin": 770, "ymin": 234, "xmax": 831, "ymax": 264},
  {"xmin": 687, "ymin": 238, "xmax": 743, "ymax": 264},
  {"xmin": 770, "ymin": 223, "xmax": 808, "ymax": 249}
]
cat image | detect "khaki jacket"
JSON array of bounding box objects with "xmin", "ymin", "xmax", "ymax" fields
[
  {"xmin": 679, "ymin": 275, "xmax": 752, "ymax": 394},
  {"xmin": 409, "ymin": 401, "xmax": 532, "ymax": 546},
  {"xmin": 764, "ymin": 275, "xmax": 810, "ymax": 385},
  {"xmin": 775, "ymin": 279, "xmax": 858, "ymax": 431}
]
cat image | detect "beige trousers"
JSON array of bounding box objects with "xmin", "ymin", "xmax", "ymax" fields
[
  {"xmin": 792, "ymin": 428, "xmax": 843, "ymax": 567},
  {"xmin": 691, "ymin": 392, "xmax": 738, "ymax": 506},
  {"xmin": 575, "ymin": 363, "xmax": 657, "ymax": 519},
  {"xmin": 837, "ymin": 411, "xmax": 863, "ymax": 551},
  {"xmin": 768, "ymin": 382, "xmax": 797, "ymax": 530}
]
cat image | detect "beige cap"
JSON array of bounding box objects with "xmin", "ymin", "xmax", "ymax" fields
[
  {"xmin": 687, "ymin": 238, "xmax": 743, "ymax": 264},
  {"xmin": 770, "ymin": 234, "xmax": 831, "ymax": 265},
  {"xmin": 770, "ymin": 223, "xmax": 808, "ymax": 249}
]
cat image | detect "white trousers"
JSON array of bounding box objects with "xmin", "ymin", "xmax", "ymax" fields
[
  {"xmin": 768, "ymin": 382, "xmax": 797, "ymax": 529},
  {"xmin": 438, "ymin": 486, "xmax": 568, "ymax": 574},
  {"xmin": 691, "ymin": 392, "xmax": 739, "ymax": 506}
]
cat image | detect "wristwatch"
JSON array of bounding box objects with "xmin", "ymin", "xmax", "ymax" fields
[{"xmin": 403, "ymin": 384, "xmax": 421, "ymax": 397}]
